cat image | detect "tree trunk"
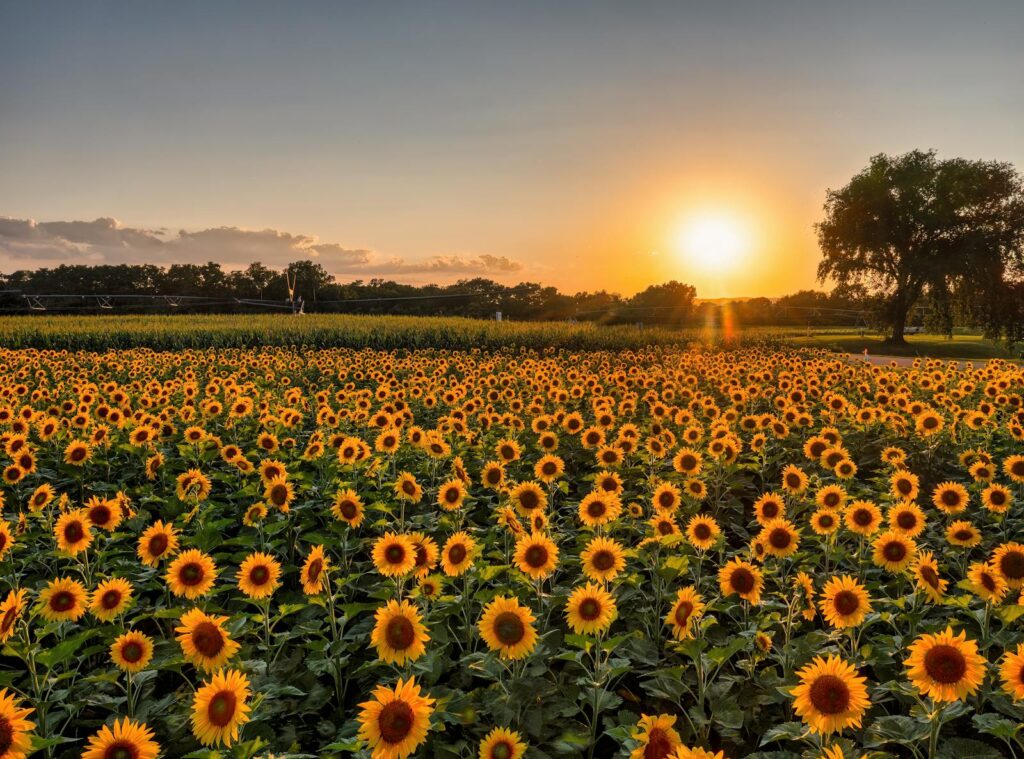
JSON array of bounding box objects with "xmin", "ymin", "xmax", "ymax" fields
[{"xmin": 888, "ymin": 301, "xmax": 908, "ymax": 344}]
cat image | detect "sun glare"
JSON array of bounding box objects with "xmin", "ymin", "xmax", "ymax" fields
[{"xmin": 674, "ymin": 212, "xmax": 751, "ymax": 273}]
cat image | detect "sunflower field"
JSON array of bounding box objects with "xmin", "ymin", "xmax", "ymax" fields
[{"xmin": 1, "ymin": 339, "xmax": 1024, "ymax": 759}]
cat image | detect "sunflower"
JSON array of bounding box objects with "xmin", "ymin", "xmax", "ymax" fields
[
  {"xmin": 913, "ymin": 551, "xmax": 947, "ymax": 603},
  {"xmin": 753, "ymin": 493, "xmax": 786, "ymax": 524},
  {"xmin": 237, "ymin": 551, "xmax": 281, "ymax": 599},
  {"xmin": 28, "ymin": 483, "xmax": 55, "ymax": 512},
  {"xmin": 665, "ymin": 586, "xmax": 705, "ymax": 641},
  {"xmin": 373, "ymin": 533, "xmax": 417, "ymax": 577},
  {"xmin": 818, "ymin": 576, "xmax": 871, "ymax": 629},
  {"xmin": 0, "ymin": 688, "xmax": 34, "ymax": 759},
  {"xmin": 844, "ymin": 501, "xmax": 882, "ymax": 536},
  {"xmin": 63, "ymin": 439, "xmax": 92, "ymax": 466},
  {"xmin": 580, "ymin": 535, "xmax": 626, "ymax": 582},
  {"xmin": 478, "ymin": 596, "xmax": 537, "ymax": 660},
  {"xmin": 0, "ymin": 589, "xmax": 27, "ymax": 644},
  {"xmin": 718, "ymin": 559, "xmax": 763, "ymax": 605},
  {"xmin": 1003, "ymin": 454, "xmax": 1024, "ymax": 483},
  {"xmin": 565, "ymin": 582, "xmax": 617, "ymax": 635},
  {"xmin": 242, "ymin": 502, "xmax": 268, "ymax": 526},
  {"xmin": 357, "ymin": 676, "xmax": 434, "ymax": 759},
  {"xmin": 165, "ymin": 549, "xmax": 217, "ymax": 599},
  {"xmin": 760, "ymin": 518, "xmax": 800, "ymax": 558},
  {"xmin": 684, "ymin": 478, "xmax": 707, "ymax": 501},
  {"xmin": 513, "ymin": 533, "xmax": 559, "ymax": 580},
  {"xmin": 85, "ymin": 496, "xmax": 122, "ymax": 532},
  {"xmin": 480, "ymin": 461, "xmax": 506, "ymax": 490},
  {"xmin": 682, "ymin": 514, "xmax": 718, "ymax": 551},
  {"xmin": 137, "ymin": 520, "xmax": 179, "ymax": 567},
  {"xmin": 479, "ymin": 726, "xmax": 527, "ymax": 759},
  {"xmin": 0, "ymin": 522, "xmax": 13, "ymax": 559},
  {"xmin": 54, "ymin": 509, "xmax": 92, "ymax": 555},
  {"xmin": 175, "ymin": 607, "xmax": 241, "ymax": 671},
  {"xmin": 931, "ymin": 482, "xmax": 969, "ymax": 514},
  {"xmin": 967, "ymin": 561, "xmax": 1008, "ymax": 603},
  {"xmin": 810, "ymin": 508, "xmax": 841, "ymax": 536},
  {"xmin": 889, "ymin": 470, "xmax": 920, "ymax": 501},
  {"xmin": 110, "ymin": 630, "xmax": 154, "ymax": 673},
  {"xmin": 534, "ymin": 455, "xmax": 565, "ymax": 484},
  {"xmin": 871, "ymin": 531, "xmax": 916, "ymax": 573},
  {"xmin": 914, "ymin": 410, "xmax": 944, "ymax": 437},
  {"xmin": 436, "ymin": 479, "xmax": 468, "ymax": 511},
  {"xmin": 191, "ymin": 668, "xmax": 252, "ymax": 747},
  {"xmin": 301, "ymin": 544, "xmax": 331, "ymax": 594},
  {"xmin": 629, "ymin": 714, "xmax": 681, "ymax": 759},
  {"xmin": 408, "ymin": 533, "xmax": 440, "ymax": 578},
  {"xmin": 82, "ymin": 717, "xmax": 159, "ymax": 759},
  {"xmin": 394, "ymin": 472, "xmax": 423, "ymax": 503},
  {"xmin": 904, "ymin": 626, "xmax": 985, "ymax": 702},
  {"xmin": 39, "ymin": 576, "xmax": 88, "ymax": 622},
  {"xmin": 887, "ymin": 501, "xmax": 925, "ymax": 538},
  {"xmin": 441, "ymin": 532, "xmax": 476, "ymax": 577},
  {"xmin": 791, "ymin": 655, "xmax": 870, "ymax": 735},
  {"xmin": 946, "ymin": 520, "xmax": 981, "ymax": 548},
  {"xmin": 815, "ymin": 485, "xmax": 847, "ymax": 511},
  {"xmin": 371, "ymin": 599, "xmax": 430, "ymax": 665},
  {"xmin": 672, "ymin": 748, "xmax": 729, "ymax": 759},
  {"xmin": 982, "ymin": 483, "xmax": 1013, "ymax": 514},
  {"xmin": 999, "ymin": 643, "xmax": 1024, "ymax": 701},
  {"xmin": 509, "ymin": 481, "xmax": 548, "ymax": 516},
  {"xmin": 652, "ymin": 482, "xmax": 682, "ymax": 513},
  {"xmin": 780, "ymin": 464, "xmax": 808, "ymax": 494},
  {"xmin": 673, "ymin": 448, "xmax": 703, "ymax": 475},
  {"xmin": 992, "ymin": 543, "xmax": 1024, "ymax": 588},
  {"xmin": 578, "ymin": 491, "xmax": 622, "ymax": 527},
  {"xmin": 90, "ymin": 577, "xmax": 133, "ymax": 621}
]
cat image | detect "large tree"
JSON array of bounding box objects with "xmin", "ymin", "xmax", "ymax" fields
[{"xmin": 816, "ymin": 150, "xmax": 1024, "ymax": 344}]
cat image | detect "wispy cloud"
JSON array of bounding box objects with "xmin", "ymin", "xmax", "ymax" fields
[{"xmin": 0, "ymin": 216, "xmax": 524, "ymax": 281}]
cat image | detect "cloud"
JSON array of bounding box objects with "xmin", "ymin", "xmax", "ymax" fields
[{"xmin": 0, "ymin": 216, "xmax": 524, "ymax": 281}]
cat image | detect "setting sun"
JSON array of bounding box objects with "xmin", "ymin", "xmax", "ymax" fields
[{"xmin": 673, "ymin": 212, "xmax": 752, "ymax": 273}]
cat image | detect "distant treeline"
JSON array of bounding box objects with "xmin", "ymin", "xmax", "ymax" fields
[{"xmin": 0, "ymin": 261, "xmax": 868, "ymax": 325}]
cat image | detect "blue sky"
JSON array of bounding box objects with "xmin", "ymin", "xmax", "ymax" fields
[{"xmin": 1, "ymin": 1, "xmax": 1022, "ymax": 296}]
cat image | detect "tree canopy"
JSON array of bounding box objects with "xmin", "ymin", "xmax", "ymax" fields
[{"xmin": 817, "ymin": 149, "xmax": 1024, "ymax": 343}]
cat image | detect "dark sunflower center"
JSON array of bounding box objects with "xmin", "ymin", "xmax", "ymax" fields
[
  {"xmin": 402, "ymin": 481, "xmax": 416, "ymax": 495},
  {"xmin": 50, "ymin": 590, "xmax": 74, "ymax": 611},
  {"xmin": 249, "ymin": 566, "xmax": 270, "ymax": 585},
  {"xmin": 578, "ymin": 598, "xmax": 601, "ymax": 621},
  {"xmin": 954, "ymin": 530, "xmax": 974, "ymax": 542},
  {"xmin": 587, "ymin": 501, "xmax": 607, "ymax": 518},
  {"xmin": 923, "ymin": 644, "xmax": 967, "ymax": 684},
  {"xmin": 385, "ymin": 545, "xmax": 407, "ymax": 565},
  {"xmin": 658, "ymin": 492, "xmax": 674, "ymax": 508},
  {"xmin": 0, "ymin": 715, "xmax": 12, "ymax": 754},
  {"xmin": 494, "ymin": 611, "xmax": 526, "ymax": 645},
  {"xmin": 524, "ymin": 545, "xmax": 548, "ymax": 568},
  {"xmin": 694, "ymin": 524, "xmax": 712, "ymax": 541},
  {"xmin": 818, "ymin": 514, "xmax": 835, "ymax": 528},
  {"xmin": 674, "ymin": 601, "xmax": 693, "ymax": 626},
  {"xmin": 414, "ymin": 546, "xmax": 428, "ymax": 567},
  {"xmin": 519, "ymin": 491, "xmax": 539, "ymax": 510},
  {"xmin": 307, "ymin": 558, "xmax": 323, "ymax": 581},
  {"xmin": 883, "ymin": 541, "xmax": 907, "ymax": 563},
  {"xmin": 101, "ymin": 590, "xmax": 122, "ymax": 609},
  {"xmin": 378, "ymin": 700, "xmax": 415, "ymax": 744},
  {"xmin": 833, "ymin": 590, "xmax": 860, "ymax": 616},
  {"xmin": 444, "ymin": 488, "xmax": 460, "ymax": 503},
  {"xmin": 148, "ymin": 534, "xmax": 168, "ymax": 556},
  {"xmin": 897, "ymin": 512, "xmax": 917, "ymax": 530},
  {"xmin": 920, "ymin": 566, "xmax": 939, "ymax": 588},
  {"xmin": 680, "ymin": 455, "xmax": 697, "ymax": 470},
  {"xmin": 270, "ymin": 485, "xmax": 288, "ymax": 505},
  {"xmin": 785, "ymin": 474, "xmax": 801, "ymax": 488},
  {"xmin": 762, "ymin": 502, "xmax": 779, "ymax": 519},
  {"xmin": 192, "ymin": 621, "xmax": 225, "ymax": 657},
  {"xmin": 102, "ymin": 741, "xmax": 139, "ymax": 759},
  {"xmin": 207, "ymin": 690, "xmax": 238, "ymax": 727},
  {"xmin": 179, "ymin": 563, "xmax": 204, "ymax": 586},
  {"xmin": 768, "ymin": 528, "xmax": 791, "ymax": 549},
  {"xmin": 340, "ymin": 500, "xmax": 358, "ymax": 518},
  {"xmin": 823, "ymin": 493, "xmax": 840, "ymax": 507},
  {"xmin": 448, "ymin": 544, "xmax": 467, "ymax": 565},
  {"xmin": 121, "ymin": 642, "xmax": 144, "ymax": 663},
  {"xmin": 591, "ymin": 550, "xmax": 614, "ymax": 571},
  {"xmin": 896, "ymin": 480, "xmax": 913, "ymax": 495},
  {"xmin": 385, "ymin": 615, "xmax": 415, "ymax": 650},
  {"xmin": 64, "ymin": 522, "xmax": 84, "ymax": 543},
  {"xmin": 853, "ymin": 509, "xmax": 873, "ymax": 526},
  {"xmin": 1000, "ymin": 552, "xmax": 1024, "ymax": 580},
  {"xmin": 730, "ymin": 568, "xmax": 755, "ymax": 594},
  {"xmin": 981, "ymin": 572, "xmax": 996, "ymax": 592},
  {"xmin": 90, "ymin": 506, "xmax": 111, "ymax": 526},
  {"xmin": 657, "ymin": 521, "xmax": 673, "ymax": 536},
  {"xmin": 490, "ymin": 740, "xmax": 514, "ymax": 759},
  {"xmin": 643, "ymin": 727, "xmax": 673, "ymax": 759},
  {"xmin": 808, "ymin": 674, "xmax": 851, "ymax": 715},
  {"xmin": 941, "ymin": 490, "xmax": 960, "ymax": 507},
  {"xmin": 0, "ymin": 607, "xmax": 16, "ymax": 634},
  {"xmin": 990, "ymin": 491, "xmax": 1007, "ymax": 506}
]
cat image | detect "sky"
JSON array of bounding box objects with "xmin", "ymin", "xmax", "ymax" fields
[{"xmin": 1, "ymin": 1, "xmax": 1022, "ymax": 298}]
